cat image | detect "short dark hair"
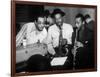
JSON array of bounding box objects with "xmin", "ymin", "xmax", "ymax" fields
[
  {"xmin": 75, "ymin": 13, "xmax": 85, "ymax": 22},
  {"xmin": 84, "ymin": 14, "xmax": 91, "ymax": 20},
  {"xmin": 35, "ymin": 14, "xmax": 45, "ymax": 22},
  {"xmin": 44, "ymin": 10, "xmax": 50, "ymax": 17}
]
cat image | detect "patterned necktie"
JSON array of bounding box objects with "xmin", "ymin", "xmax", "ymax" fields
[{"xmin": 59, "ymin": 28, "xmax": 63, "ymax": 52}]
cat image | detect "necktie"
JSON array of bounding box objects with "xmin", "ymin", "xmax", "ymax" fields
[
  {"xmin": 58, "ymin": 28, "xmax": 63, "ymax": 54},
  {"xmin": 59, "ymin": 29, "xmax": 63, "ymax": 46}
]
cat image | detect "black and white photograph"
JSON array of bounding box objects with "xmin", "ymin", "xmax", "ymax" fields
[{"xmin": 11, "ymin": 1, "xmax": 97, "ymax": 76}]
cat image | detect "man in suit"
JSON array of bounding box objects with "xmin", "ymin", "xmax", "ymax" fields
[
  {"xmin": 84, "ymin": 14, "xmax": 94, "ymax": 44},
  {"xmin": 73, "ymin": 13, "xmax": 94, "ymax": 69}
]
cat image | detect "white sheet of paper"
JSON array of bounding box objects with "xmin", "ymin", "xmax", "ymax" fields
[{"xmin": 50, "ymin": 57, "xmax": 67, "ymax": 66}]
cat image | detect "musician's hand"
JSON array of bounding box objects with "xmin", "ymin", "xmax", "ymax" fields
[{"xmin": 76, "ymin": 41, "xmax": 84, "ymax": 48}]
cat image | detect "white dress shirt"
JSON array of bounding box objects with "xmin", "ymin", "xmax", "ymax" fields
[
  {"xmin": 46, "ymin": 23, "xmax": 73, "ymax": 55},
  {"xmin": 16, "ymin": 22, "xmax": 47, "ymax": 47}
]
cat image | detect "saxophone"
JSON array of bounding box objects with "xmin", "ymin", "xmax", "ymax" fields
[
  {"xmin": 72, "ymin": 29, "xmax": 78, "ymax": 69},
  {"xmin": 72, "ymin": 29, "xmax": 84, "ymax": 69}
]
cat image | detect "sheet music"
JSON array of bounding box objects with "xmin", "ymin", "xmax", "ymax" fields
[{"xmin": 50, "ymin": 57, "xmax": 67, "ymax": 66}]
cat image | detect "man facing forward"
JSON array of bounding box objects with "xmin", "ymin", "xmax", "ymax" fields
[
  {"xmin": 46, "ymin": 9, "xmax": 73, "ymax": 69},
  {"xmin": 47, "ymin": 8, "xmax": 73, "ymax": 56}
]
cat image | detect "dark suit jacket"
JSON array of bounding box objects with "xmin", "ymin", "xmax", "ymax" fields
[{"xmin": 72, "ymin": 22, "xmax": 94, "ymax": 46}]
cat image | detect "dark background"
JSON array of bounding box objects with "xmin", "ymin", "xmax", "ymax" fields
[
  {"xmin": 16, "ymin": 4, "xmax": 44, "ymax": 34},
  {"xmin": 16, "ymin": 4, "xmax": 44, "ymax": 23},
  {"xmin": 16, "ymin": 4, "xmax": 95, "ymax": 34}
]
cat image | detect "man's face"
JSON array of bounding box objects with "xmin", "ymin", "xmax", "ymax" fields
[
  {"xmin": 54, "ymin": 14, "xmax": 63, "ymax": 27},
  {"xmin": 36, "ymin": 17, "xmax": 45, "ymax": 31},
  {"xmin": 75, "ymin": 17, "xmax": 83, "ymax": 28},
  {"xmin": 47, "ymin": 16, "xmax": 54, "ymax": 25},
  {"xmin": 85, "ymin": 18, "xmax": 90, "ymax": 23}
]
